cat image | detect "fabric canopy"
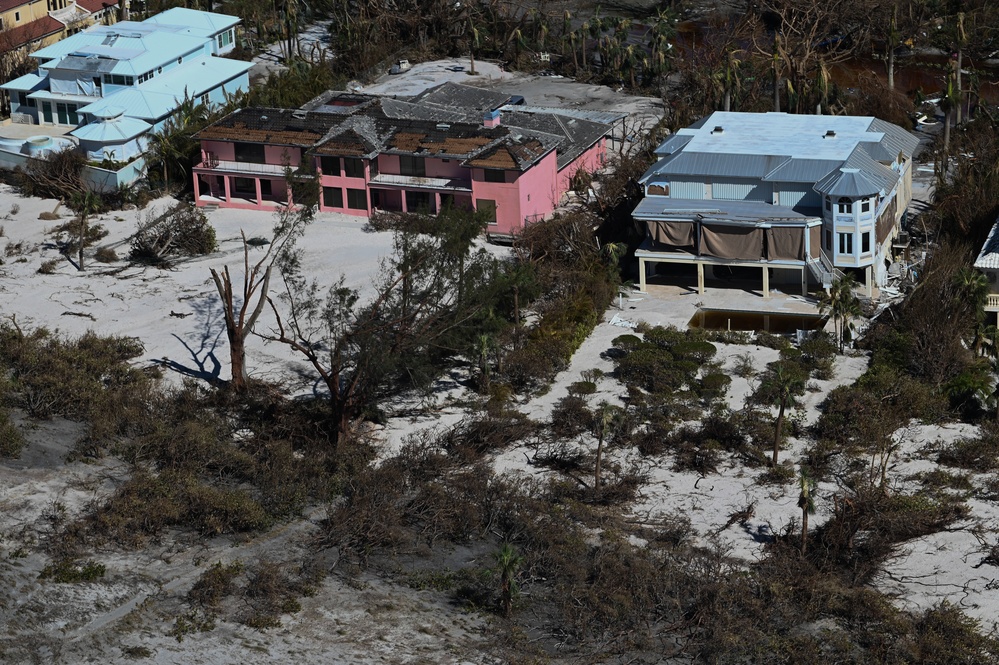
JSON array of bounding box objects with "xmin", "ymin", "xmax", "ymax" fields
[
  {"xmin": 809, "ymin": 225, "xmax": 821, "ymax": 259},
  {"xmin": 699, "ymin": 224, "xmax": 764, "ymax": 261},
  {"xmin": 647, "ymin": 220, "xmax": 695, "ymax": 251},
  {"xmin": 766, "ymin": 227, "xmax": 805, "ymax": 261}
]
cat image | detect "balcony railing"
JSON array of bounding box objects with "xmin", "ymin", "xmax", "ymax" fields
[
  {"xmin": 986, "ymin": 294, "xmax": 999, "ymax": 311},
  {"xmin": 197, "ymin": 158, "xmax": 288, "ymax": 175},
  {"xmin": 370, "ymin": 173, "xmax": 472, "ymax": 192}
]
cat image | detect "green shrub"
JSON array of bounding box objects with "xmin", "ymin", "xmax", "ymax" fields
[
  {"xmin": 0, "ymin": 411, "xmax": 25, "ymax": 458},
  {"xmin": 189, "ymin": 561, "xmax": 244, "ymax": 608},
  {"xmin": 699, "ymin": 372, "xmax": 731, "ymax": 400},
  {"xmin": 38, "ymin": 258, "xmax": 60, "ymax": 274},
  {"xmin": 94, "ymin": 246, "xmax": 118, "ymax": 263},
  {"xmin": 568, "ymin": 380, "xmax": 597, "ymax": 397},
  {"xmin": 672, "ymin": 341, "xmax": 718, "ymax": 363},
  {"xmin": 611, "ymin": 334, "xmax": 643, "ymax": 350},
  {"xmin": 39, "ymin": 558, "xmax": 106, "ymax": 583},
  {"xmin": 754, "ymin": 331, "xmax": 791, "ymax": 350}
]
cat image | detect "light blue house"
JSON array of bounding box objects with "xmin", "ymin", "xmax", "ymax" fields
[
  {"xmin": 634, "ymin": 111, "xmax": 919, "ymax": 297},
  {"xmin": 0, "ymin": 7, "xmax": 250, "ymax": 175}
]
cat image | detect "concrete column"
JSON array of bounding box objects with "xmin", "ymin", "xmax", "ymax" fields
[
  {"xmin": 762, "ymin": 266, "xmax": 770, "ymax": 299},
  {"xmin": 638, "ymin": 258, "xmax": 647, "ymax": 292},
  {"xmin": 434, "ymin": 193, "xmax": 441, "ymax": 214},
  {"xmin": 801, "ymin": 267, "xmax": 808, "ymax": 296},
  {"xmin": 255, "ymin": 178, "xmax": 262, "ymax": 206},
  {"xmin": 697, "ymin": 263, "xmax": 705, "ymax": 295},
  {"xmin": 193, "ymin": 173, "xmax": 201, "ymax": 202},
  {"xmin": 865, "ymin": 265, "xmax": 873, "ymax": 298},
  {"xmin": 223, "ymin": 176, "xmax": 231, "ymax": 203},
  {"xmin": 401, "ymin": 190, "xmax": 408, "ymax": 213}
]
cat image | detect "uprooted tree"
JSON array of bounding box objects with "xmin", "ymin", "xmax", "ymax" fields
[
  {"xmin": 130, "ymin": 203, "xmax": 217, "ymax": 265},
  {"xmin": 263, "ymin": 207, "xmax": 503, "ymax": 443}
]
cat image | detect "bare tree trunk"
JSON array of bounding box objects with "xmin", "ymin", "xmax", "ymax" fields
[
  {"xmin": 594, "ymin": 428, "xmax": 605, "ymax": 494},
  {"xmin": 800, "ymin": 507, "xmax": 809, "ymax": 555},
  {"xmin": 956, "ymin": 49, "xmax": 963, "ymax": 125},
  {"xmin": 724, "ymin": 89, "xmax": 731, "ymax": 112},
  {"xmin": 887, "ymin": 48, "xmax": 895, "ymax": 90},
  {"xmin": 773, "ymin": 69, "xmax": 781, "ymax": 112},
  {"xmin": 77, "ymin": 212, "xmax": 86, "ymax": 271},
  {"xmin": 772, "ymin": 399, "xmax": 786, "ymax": 466}
]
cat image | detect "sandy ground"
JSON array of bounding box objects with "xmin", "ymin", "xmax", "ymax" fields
[{"xmin": 0, "ymin": 144, "xmax": 990, "ymax": 659}]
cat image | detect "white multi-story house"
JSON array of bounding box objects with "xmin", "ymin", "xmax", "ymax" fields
[{"xmin": 634, "ymin": 112, "xmax": 919, "ymax": 297}]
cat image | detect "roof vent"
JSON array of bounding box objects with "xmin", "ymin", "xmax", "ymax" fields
[
  {"xmin": 292, "ymin": 110, "xmax": 307, "ymax": 119},
  {"xmin": 711, "ymin": 126, "xmax": 724, "ymax": 134},
  {"xmin": 436, "ymin": 123, "xmax": 450, "ymax": 130},
  {"xmin": 825, "ymin": 130, "xmax": 836, "ymax": 138},
  {"xmin": 260, "ymin": 115, "xmax": 268, "ymax": 121}
]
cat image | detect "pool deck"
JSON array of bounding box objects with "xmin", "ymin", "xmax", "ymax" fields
[
  {"xmin": 0, "ymin": 121, "xmax": 75, "ymax": 141},
  {"xmin": 623, "ymin": 276, "xmax": 828, "ymax": 333}
]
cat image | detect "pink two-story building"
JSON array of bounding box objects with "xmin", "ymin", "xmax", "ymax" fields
[{"xmin": 192, "ymin": 83, "xmax": 611, "ymax": 236}]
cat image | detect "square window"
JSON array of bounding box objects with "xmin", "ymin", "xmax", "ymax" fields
[
  {"xmin": 346, "ymin": 188, "xmax": 367, "ymax": 210},
  {"xmin": 484, "ymin": 169, "xmax": 505, "ymax": 183},
  {"xmin": 343, "ymin": 157, "xmax": 364, "ymax": 178},
  {"xmin": 399, "ymin": 155, "xmax": 425, "ymax": 177},
  {"xmin": 837, "ymin": 199, "xmax": 852, "ymax": 214},
  {"xmin": 234, "ymin": 142, "xmax": 265, "ymax": 163},
  {"xmin": 323, "ymin": 186, "xmax": 343, "ymax": 208},
  {"xmin": 320, "ymin": 156, "xmax": 340, "ymax": 175},
  {"xmin": 861, "ymin": 200, "xmax": 871, "ymax": 213},
  {"xmin": 476, "ymin": 198, "xmax": 497, "ymax": 224},
  {"xmin": 125, "ymin": 76, "xmax": 133, "ymax": 86}
]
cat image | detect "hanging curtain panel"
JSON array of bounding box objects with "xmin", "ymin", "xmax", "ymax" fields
[
  {"xmin": 700, "ymin": 224, "xmax": 764, "ymax": 260},
  {"xmin": 765, "ymin": 227, "xmax": 805, "ymax": 261},
  {"xmin": 809, "ymin": 225, "xmax": 821, "ymax": 259},
  {"xmin": 647, "ymin": 221, "xmax": 695, "ymax": 252}
]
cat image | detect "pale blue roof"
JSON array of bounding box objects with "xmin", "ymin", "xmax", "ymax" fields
[
  {"xmin": 79, "ymin": 88, "xmax": 181, "ymax": 121},
  {"xmin": 139, "ymin": 56, "xmax": 251, "ymax": 98},
  {"xmin": 32, "ymin": 9, "xmax": 236, "ymax": 76},
  {"xmin": 143, "ymin": 7, "xmax": 240, "ymax": 35},
  {"xmin": 71, "ymin": 115, "xmax": 152, "ymax": 142},
  {"xmin": 0, "ymin": 72, "xmax": 46, "ymax": 92},
  {"xmin": 670, "ymin": 112, "xmax": 889, "ymax": 161}
]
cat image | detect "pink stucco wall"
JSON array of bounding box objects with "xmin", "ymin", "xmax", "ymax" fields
[
  {"xmin": 556, "ymin": 138, "xmax": 606, "ymax": 195},
  {"xmin": 200, "ymin": 141, "xmax": 302, "ymax": 166}
]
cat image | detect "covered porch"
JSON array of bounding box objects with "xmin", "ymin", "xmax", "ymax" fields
[
  {"xmin": 194, "ymin": 164, "xmax": 291, "ymax": 210},
  {"xmin": 368, "ymin": 173, "xmax": 472, "ymax": 215},
  {"xmin": 633, "ymin": 198, "xmax": 823, "ymax": 299}
]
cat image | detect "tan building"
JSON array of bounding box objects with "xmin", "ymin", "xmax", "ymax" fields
[{"xmin": 0, "ymin": 0, "xmax": 119, "ymax": 55}]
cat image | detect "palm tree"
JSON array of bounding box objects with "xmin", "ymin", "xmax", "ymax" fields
[
  {"xmin": 494, "ymin": 543, "xmax": 522, "ymax": 618},
  {"xmin": 956, "ymin": 267, "xmax": 991, "ymax": 354},
  {"xmin": 797, "ymin": 468, "xmax": 816, "ymax": 555},
  {"xmin": 756, "ymin": 360, "xmax": 806, "ymax": 467},
  {"xmin": 818, "ymin": 273, "xmax": 861, "ymax": 353},
  {"xmin": 67, "ymin": 190, "xmax": 101, "ymax": 271}
]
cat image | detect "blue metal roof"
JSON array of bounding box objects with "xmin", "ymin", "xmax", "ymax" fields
[
  {"xmin": 0, "ymin": 72, "xmax": 47, "ymax": 92},
  {"xmin": 79, "ymin": 88, "xmax": 182, "ymax": 121},
  {"xmin": 71, "ymin": 114, "xmax": 152, "ymax": 142},
  {"xmin": 139, "ymin": 56, "xmax": 251, "ymax": 97},
  {"xmin": 633, "ymin": 196, "xmax": 818, "ymax": 224},
  {"xmin": 143, "ymin": 7, "xmax": 240, "ymax": 36},
  {"xmin": 763, "ymin": 158, "xmax": 841, "ymax": 183}
]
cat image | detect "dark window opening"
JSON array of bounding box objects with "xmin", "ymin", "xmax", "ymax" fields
[
  {"xmin": 838, "ymin": 232, "xmax": 853, "ymax": 255},
  {"xmin": 346, "ymin": 188, "xmax": 367, "ymax": 210},
  {"xmin": 323, "ymin": 186, "xmax": 343, "ymax": 208},
  {"xmin": 861, "ymin": 199, "xmax": 871, "ymax": 213},
  {"xmin": 476, "ymin": 198, "xmax": 497, "ymax": 225},
  {"xmin": 320, "ymin": 156, "xmax": 339, "ymax": 175},
  {"xmin": 406, "ymin": 191, "xmax": 432, "ymax": 212},
  {"xmin": 400, "ymin": 155, "xmax": 426, "ymax": 177},
  {"xmin": 484, "ymin": 169, "xmax": 505, "ymax": 183},
  {"xmin": 343, "ymin": 157, "xmax": 364, "ymax": 178},
  {"xmin": 861, "ymin": 231, "xmax": 870, "ymax": 253},
  {"xmin": 234, "ymin": 142, "xmax": 265, "ymax": 164}
]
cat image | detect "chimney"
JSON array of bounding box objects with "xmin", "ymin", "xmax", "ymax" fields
[
  {"xmin": 483, "ymin": 109, "xmax": 501, "ymax": 128},
  {"xmin": 711, "ymin": 125, "xmax": 724, "ymax": 135},
  {"xmin": 824, "ymin": 130, "xmax": 836, "ymax": 138}
]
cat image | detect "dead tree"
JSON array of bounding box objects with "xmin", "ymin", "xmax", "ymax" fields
[{"xmin": 210, "ymin": 205, "xmax": 310, "ymax": 393}]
